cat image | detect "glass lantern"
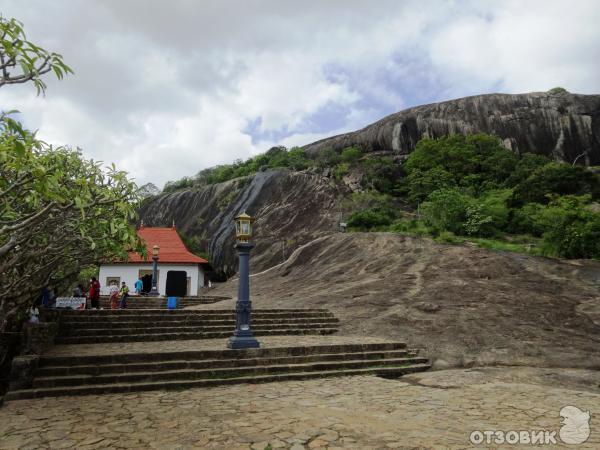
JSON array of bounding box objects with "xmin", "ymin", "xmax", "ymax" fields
[
  {"xmin": 152, "ymin": 244, "xmax": 160, "ymax": 257},
  {"xmin": 234, "ymin": 212, "xmax": 254, "ymax": 242}
]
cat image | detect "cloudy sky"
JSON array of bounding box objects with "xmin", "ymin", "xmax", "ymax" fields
[{"xmin": 1, "ymin": 0, "xmax": 599, "ymax": 188}]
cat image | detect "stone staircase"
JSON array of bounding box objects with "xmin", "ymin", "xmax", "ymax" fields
[
  {"xmin": 98, "ymin": 295, "xmax": 229, "ymax": 309},
  {"xmin": 4, "ymin": 342, "xmax": 430, "ymax": 400},
  {"xmin": 53, "ymin": 309, "xmax": 340, "ymax": 344}
]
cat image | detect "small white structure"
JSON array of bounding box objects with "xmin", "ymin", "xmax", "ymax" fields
[{"xmin": 98, "ymin": 225, "xmax": 208, "ymax": 297}]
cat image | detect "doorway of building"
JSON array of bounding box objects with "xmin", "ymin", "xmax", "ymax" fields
[
  {"xmin": 166, "ymin": 271, "xmax": 187, "ymax": 297},
  {"xmin": 138, "ymin": 270, "xmax": 156, "ymax": 294}
]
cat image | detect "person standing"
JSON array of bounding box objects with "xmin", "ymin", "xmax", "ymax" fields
[
  {"xmin": 40, "ymin": 287, "xmax": 50, "ymax": 307},
  {"xmin": 89, "ymin": 277, "xmax": 101, "ymax": 309},
  {"xmin": 28, "ymin": 303, "xmax": 40, "ymax": 324},
  {"xmin": 134, "ymin": 277, "xmax": 143, "ymax": 295},
  {"xmin": 119, "ymin": 281, "xmax": 130, "ymax": 309},
  {"xmin": 107, "ymin": 283, "xmax": 119, "ymax": 309}
]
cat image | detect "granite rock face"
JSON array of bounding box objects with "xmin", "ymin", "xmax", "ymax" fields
[
  {"xmin": 303, "ymin": 92, "xmax": 600, "ymax": 165},
  {"xmin": 139, "ymin": 170, "xmax": 344, "ymax": 277}
]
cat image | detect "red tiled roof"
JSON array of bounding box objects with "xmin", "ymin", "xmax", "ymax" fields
[{"xmin": 126, "ymin": 227, "xmax": 208, "ymax": 264}]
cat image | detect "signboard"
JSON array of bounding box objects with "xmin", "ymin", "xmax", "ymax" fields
[{"xmin": 55, "ymin": 297, "xmax": 86, "ymax": 310}]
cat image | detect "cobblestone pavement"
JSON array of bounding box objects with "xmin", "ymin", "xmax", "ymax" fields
[
  {"xmin": 45, "ymin": 335, "xmax": 397, "ymax": 357},
  {"xmin": 1, "ymin": 367, "xmax": 599, "ymax": 449}
]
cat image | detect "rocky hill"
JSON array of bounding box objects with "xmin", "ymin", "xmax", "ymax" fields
[
  {"xmin": 139, "ymin": 170, "xmax": 345, "ymax": 278},
  {"xmin": 141, "ymin": 91, "xmax": 600, "ymax": 275},
  {"xmin": 304, "ymin": 92, "xmax": 600, "ymax": 165},
  {"xmin": 203, "ymin": 232, "xmax": 600, "ymax": 369}
]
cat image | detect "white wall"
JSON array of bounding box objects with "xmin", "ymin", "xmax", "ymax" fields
[{"xmin": 98, "ymin": 264, "xmax": 204, "ymax": 296}]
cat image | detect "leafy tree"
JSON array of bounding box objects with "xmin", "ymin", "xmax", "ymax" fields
[
  {"xmin": 421, "ymin": 188, "xmax": 472, "ymax": 234},
  {"xmin": 286, "ymin": 147, "xmax": 310, "ymax": 171},
  {"xmin": 347, "ymin": 209, "xmax": 393, "ymax": 230},
  {"xmin": 403, "ymin": 134, "xmax": 524, "ymax": 200},
  {"xmin": 404, "ymin": 135, "xmax": 479, "ymax": 181},
  {"xmin": 333, "ymin": 162, "xmax": 349, "ymax": 179},
  {"xmin": 138, "ymin": 182, "xmax": 160, "ymax": 198},
  {"xmin": 464, "ymin": 204, "xmax": 494, "ymax": 236},
  {"xmin": 362, "ymin": 156, "xmax": 402, "ymax": 194},
  {"xmin": 0, "ymin": 17, "xmax": 72, "ymax": 94},
  {"xmin": 0, "ymin": 116, "xmax": 144, "ymax": 330},
  {"xmin": 340, "ymin": 147, "xmax": 362, "ymax": 163},
  {"xmin": 512, "ymin": 162, "xmax": 600, "ymax": 205},
  {"xmin": 404, "ymin": 167, "xmax": 456, "ymax": 205},
  {"xmin": 548, "ymin": 87, "xmax": 569, "ymax": 95},
  {"xmin": 536, "ymin": 196, "xmax": 600, "ymax": 258},
  {"xmin": 314, "ymin": 148, "xmax": 341, "ymax": 170},
  {"xmin": 0, "ymin": 17, "xmax": 143, "ymax": 335},
  {"xmin": 505, "ymin": 153, "xmax": 550, "ymax": 187}
]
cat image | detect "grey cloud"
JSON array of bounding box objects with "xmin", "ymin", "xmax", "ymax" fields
[{"xmin": 0, "ymin": 0, "xmax": 598, "ymax": 188}]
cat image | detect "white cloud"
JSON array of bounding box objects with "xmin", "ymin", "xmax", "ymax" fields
[{"xmin": 0, "ymin": 0, "xmax": 598, "ymax": 188}]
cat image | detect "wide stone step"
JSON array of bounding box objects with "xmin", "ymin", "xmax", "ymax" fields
[
  {"xmin": 7, "ymin": 364, "xmax": 431, "ymax": 399},
  {"xmin": 57, "ymin": 312, "xmax": 335, "ymax": 322},
  {"xmin": 36, "ymin": 349, "xmax": 416, "ymax": 377},
  {"xmin": 59, "ymin": 308, "xmax": 331, "ymax": 315},
  {"xmin": 60, "ymin": 318, "xmax": 340, "ymax": 329},
  {"xmin": 59, "ymin": 313, "xmax": 336, "ymax": 323},
  {"xmin": 33, "ymin": 357, "xmax": 429, "ymax": 388},
  {"xmin": 40, "ymin": 342, "xmax": 408, "ymax": 366},
  {"xmin": 54, "ymin": 328, "xmax": 339, "ymax": 344},
  {"xmin": 58, "ymin": 322, "xmax": 339, "ymax": 337},
  {"xmin": 99, "ymin": 298, "xmax": 230, "ymax": 309}
]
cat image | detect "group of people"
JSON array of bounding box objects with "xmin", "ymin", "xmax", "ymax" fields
[
  {"xmin": 108, "ymin": 281, "xmax": 131, "ymax": 309},
  {"xmin": 71, "ymin": 276, "xmax": 133, "ymax": 310}
]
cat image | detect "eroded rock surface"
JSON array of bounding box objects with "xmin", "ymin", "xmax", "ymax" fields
[
  {"xmin": 207, "ymin": 232, "xmax": 600, "ymax": 369},
  {"xmin": 304, "ymin": 92, "xmax": 600, "ymax": 165},
  {"xmin": 139, "ymin": 170, "xmax": 344, "ymax": 276}
]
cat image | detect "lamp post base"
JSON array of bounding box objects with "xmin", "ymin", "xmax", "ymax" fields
[{"xmin": 227, "ymin": 335, "xmax": 260, "ymax": 349}]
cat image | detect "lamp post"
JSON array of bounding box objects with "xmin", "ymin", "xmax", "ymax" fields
[
  {"xmin": 227, "ymin": 212, "xmax": 260, "ymax": 349},
  {"xmin": 149, "ymin": 244, "xmax": 160, "ymax": 297}
]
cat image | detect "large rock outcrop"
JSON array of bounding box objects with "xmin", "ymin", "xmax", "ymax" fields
[
  {"xmin": 304, "ymin": 92, "xmax": 600, "ymax": 165},
  {"xmin": 139, "ymin": 170, "xmax": 344, "ymax": 277},
  {"xmin": 205, "ymin": 232, "xmax": 600, "ymax": 369}
]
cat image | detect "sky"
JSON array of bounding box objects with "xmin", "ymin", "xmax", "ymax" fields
[{"xmin": 0, "ymin": 0, "xmax": 599, "ymax": 188}]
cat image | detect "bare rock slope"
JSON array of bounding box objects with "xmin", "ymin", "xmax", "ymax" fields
[
  {"xmin": 208, "ymin": 232, "xmax": 600, "ymax": 369},
  {"xmin": 304, "ymin": 92, "xmax": 600, "ymax": 165},
  {"xmin": 139, "ymin": 170, "xmax": 344, "ymax": 277}
]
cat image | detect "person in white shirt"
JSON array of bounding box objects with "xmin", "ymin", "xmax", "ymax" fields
[
  {"xmin": 108, "ymin": 283, "xmax": 120, "ymax": 309},
  {"xmin": 28, "ymin": 304, "xmax": 40, "ymax": 324}
]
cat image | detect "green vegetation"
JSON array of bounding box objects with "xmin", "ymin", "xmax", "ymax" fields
[
  {"xmin": 344, "ymin": 134, "xmax": 600, "ymax": 259},
  {"xmin": 163, "ymin": 145, "xmax": 372, "ymax": 193},
  {"xmin": 180, "ymin": 233, "xmax": 211, "ymax": 262},
  {"xmin": 548, "ymin": 87, "xmax": 569, "ymax": 95},
  {"xmin": 159, "ymin": 93, "xmax": 598, "ymax": 260},
  {"xmin": 0, "ymin": 17, "xmax": 144, "ymax": 333},
  {"xmin": 164, "ymin": 146, "xmax": 314, "ymax": 193},
  {"xmin": 0, "ymin": 17, "xmax": 73, "ymax": 95}
]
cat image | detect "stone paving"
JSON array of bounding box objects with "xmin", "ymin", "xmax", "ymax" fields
[
  {"xmin": 1, "ymin": 367, "xmax": 599, "ymax": 449},
  {"xmin": 45, "ymin": 335, "xmax": 397, "ymax": 357}
]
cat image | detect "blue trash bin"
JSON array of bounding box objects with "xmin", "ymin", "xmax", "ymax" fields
[{"xmin": 167, "ymin": 296, "xmax": 177, "ymax": 309}]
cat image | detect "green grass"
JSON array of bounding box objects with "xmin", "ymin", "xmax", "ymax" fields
[
  {"xmin": 381, "ymin": 219, "xmax": 542, "ymax": 256},
  {"xmin": 467, "ymin": 237, "xmax": 539, "ymax": 254}
]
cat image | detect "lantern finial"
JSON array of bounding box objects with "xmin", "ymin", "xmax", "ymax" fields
[{"xmin": 234, "ymin": 212, "xmax": 254, "ymax": 243}]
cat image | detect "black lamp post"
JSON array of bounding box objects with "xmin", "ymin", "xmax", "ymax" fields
[
  {"xmin": 227, "ymin": 212, "xmax": 260, "ymax": 349},
  {"xmin": 149, "ymin": 244, "xmax": 160, "ymax": 297}
]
